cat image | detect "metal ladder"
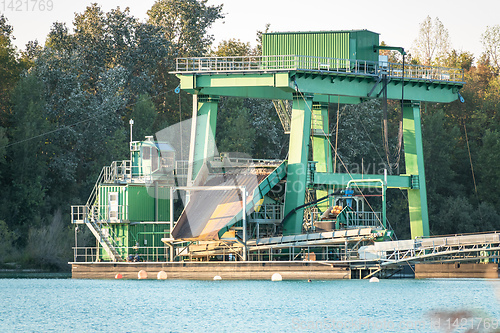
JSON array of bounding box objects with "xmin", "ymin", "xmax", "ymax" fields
[
  {"xmin": 84, "ymin": 212, "xmax": 123, "ymax": 262},
  {"xmin": 83, "ymin": 166, "xmax": 124, "ymax": 262}
]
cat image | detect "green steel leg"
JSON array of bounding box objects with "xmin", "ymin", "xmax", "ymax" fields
[
  {"xmin": 187, "ymin": 94, "xmax": 219, "ymax": 184},
  {"xmin": 283, "ymin": 93, "xmax": 313, "ymax": 235},
  {"xmin": 312, "ymin": 102, "xmax": 333, "ymax": 212},
  {"xmin": 402, "ymin": 101, "xmax": 430, "ymax": 238}
]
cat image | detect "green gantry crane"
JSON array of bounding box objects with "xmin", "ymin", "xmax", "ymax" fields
[{"xmin": 173, "ymin": 30, "xmax": 464, "ymax": 239}]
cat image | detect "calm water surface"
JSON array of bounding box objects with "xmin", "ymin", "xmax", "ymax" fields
[{"xmin": 1, "ymin": 277, "xmax": 499, "ymax": 332}]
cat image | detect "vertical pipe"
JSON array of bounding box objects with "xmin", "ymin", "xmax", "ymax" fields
[
  {"xmin": 187, "ymin": 94, "xmax": 198, "ymax": 188},
  {"xmin": 169, "ymin": 187, "xmax": 174, "ymax": 236},
  {"xmin": 129, "ymin": 119, "xmax": 134, "ymax": 173},
  {"xmin": 242, "ymin": 186, "xmax": 247, "ymax": 261},
  {"xmin": 155, "ymin": 181, "xmax": 158, "ymax": 223},
  {"xmin": 383, "ymin": 169, "xmax": 387, "ymax": 229}
]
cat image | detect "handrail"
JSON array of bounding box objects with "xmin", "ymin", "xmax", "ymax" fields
[{"xmin": 174, "ymin": 55, "xmax": 464, "ymax": 83}]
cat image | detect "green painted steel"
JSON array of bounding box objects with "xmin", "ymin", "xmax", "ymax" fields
[
  {"xmin": 191, "ymin": 95, "xmax": 219, "ymax": 182},
  {"xmin": 313, "ymin": 172, "xmax": 412, "ymax": 189},
  {"xmin": 283, "ymin": 93, "xmax": 313, "ymax": 235},
  {"xmin": 97, "ymin": 185, "xmax": 127, "ymax": 221},
  {"xmin": 128, "ymin": 185, "xmax": 170, "ymax": 222},
  {"xmin": 402, "ymin": 102, "xmax": 430, "ymax": 238},
  {"xmin": 128, "ymin": 223, "xmax": 170, "ymax": 261},
  {"xmin": 262, "ymin": 30, "xmax": 379, "ymax": 62},
  {"xmin": 172, "ymin": 30, "xmax": 464, "ymax": 242},
  {"xmin": 179, "ymin": 72, "xmax": 462, "ymax": 104},
  {"xmin": 311, "ymin": 102, "xmax": 332, "ymax": 212},
  {"xmin": 99, "ymin": 224, "xmax": 129, "ymax": 260}
]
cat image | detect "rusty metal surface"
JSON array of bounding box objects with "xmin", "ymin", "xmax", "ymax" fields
[{"xmin": 172, "ymin": 170, "xmax": 270, "ymax": 241}]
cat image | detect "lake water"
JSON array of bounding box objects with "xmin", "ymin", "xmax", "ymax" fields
[{"xmin": 1, "ymin": 277, "xmax": 499, "ymax": 332}]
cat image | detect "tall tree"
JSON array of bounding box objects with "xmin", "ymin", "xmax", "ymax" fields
[
  {"xmin": 147, "ymin": 0, "xmax": 224, "ymax": 128},
  {"xmin": 0, "ymin": 15, "xmax": 23, "ymax": 125},
  {"xmin": 3, "ymin": 74, "xmax": 49, "ymax": 242},
  {"xmin": 147, "ymin": 0, "xmax": 223, "ymax": 63},
  {"xmin": 413, "ymin": 16, "xmax": 450, "ymax": 66},
  {"xmin": 481, "ymin": 25, "xmax": 500, "ymax": 73}
]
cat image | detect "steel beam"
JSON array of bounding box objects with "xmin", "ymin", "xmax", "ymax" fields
[
  {"xmin": 283, "ymin": 92, "xmax": 313, "ymax": 235},
  {"xmin": 313, "ymin": 172, "xmax": 412, "ymax": 189},
  {"xmin": 403, "ymin": 101, "xmax": 430, "ymax": 238},
  {"xmin": 311, "ymin": 102, "xmax": 333, "ymax": 212},
  {"xmin": 187, "ymin": 95, "xmax": 219, "ymax": 184}
]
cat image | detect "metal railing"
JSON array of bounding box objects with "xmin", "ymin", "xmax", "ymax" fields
[
  {"xmin": 249, "ymin": 204, "xmax": 283, "ymax": 223},
  {"xmin": 175, "ymin": 55, "xmax": 464, "ymax": 83},
  {"xmin": 311, "ymin": 210, "xmax": 382, "ymax": 229},
  {"xmin": 72, "ymin": 246, "xmax": 170, "ymax": 263},
  {"xmin": 218, "ymin": 155, "xmax": 283, "ymax": 167},
  {"xmin": 345, "ymin": 211, "xmax": 382, "ymax": 228},
  {"xmin": 71, "ymin": 204, "xmax": 128, "ymax": 224}
]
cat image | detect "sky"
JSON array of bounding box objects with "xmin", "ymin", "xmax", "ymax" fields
[{"xmin": 2, "ymin": 0, "xmax": 499, "ymax": 59}]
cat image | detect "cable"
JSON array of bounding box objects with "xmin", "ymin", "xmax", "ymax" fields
[
  {"xmin": 1, "ymin": 85, "xmax": 180, "ymax": 150},
  {"xmin": 294, "ymin": 85, "xmax": 386, "ymax": 229}
]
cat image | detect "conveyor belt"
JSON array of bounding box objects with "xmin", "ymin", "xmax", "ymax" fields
[{"xmin": 171, "ymin": 162, "xmax": 287, "ymax": 241}]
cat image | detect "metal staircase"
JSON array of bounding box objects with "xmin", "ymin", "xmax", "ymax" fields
[
  {"xmin": 84, "ymin": 216, "xmax": 123, "ymax": 262},
  {"xmin": 272, "ymin": 100, "xmax": 291, "ymax": 133},
  {"xmin": 72, "ymin": 164, "xmax": 124, "ymax": 262}
]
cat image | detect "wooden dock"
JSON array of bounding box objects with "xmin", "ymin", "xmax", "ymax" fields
[
  {"xmin": 71, "ymin": 261, "xmax": 351, "ymax": 280},
  {"xmin": 415, "ymin": 263, "xmax": 499, "ymax": 279}
]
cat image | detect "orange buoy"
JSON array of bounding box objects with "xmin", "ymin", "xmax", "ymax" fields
[
  {"xmin": 138, "ymin": 270, "xmax": 148, "ymax": 279},
  {"xmin": 115, "ymin": 273, "xmax": 123, "ymax": 279}
]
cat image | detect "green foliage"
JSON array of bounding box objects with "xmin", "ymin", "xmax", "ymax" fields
[
  {"xmin": 444, "ymin": 50, "xmax": 474, "ymax": 71},
  {"xmin": 254, "ymin": 23, "xmax": 271, "ymax": 56},
  {"xmin": 131, "ymin": 93, "xmax": 157, "ymax": 140},
  {"xmin": 481, "ymin": 25, "xmax": 500, "ymax": 73},
  {"xmin": 147, "ymin": 0, "xmax": 223, "ymax": 61},
  {"xmin": 216, "ymin": 97, "xmax": 256, "ymax": 155},
  {"xmin": 212, "ymin": 39, "xmax": 252, "ymax": 57},
  {"xmin": 216, "ymin": 97, "xmax": 285, "ymax": 159},
  {"xmin": 476, "ymin": 130, "xmax": 500, "ymax": 208},
  {"xmin": 147, "ymin": 0, "xmax": 223, "ymax": 130},
  {"xmin": 3, "ymin": 74, "xmax": 49, "ymax": 241},
  {"xmin": 0, "ymin": 15, "xmax": 23, "ymax": 125},
  {"xmin": 0, "ymin": 220, "xmax": 18, "ymax": 262},
  {"xmin": 332, "ymin": 99, "xmax": 391, "ymax": 172}
]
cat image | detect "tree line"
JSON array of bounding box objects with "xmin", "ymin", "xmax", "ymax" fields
[{"xmin": 0, "ymin": 4, "xmax": 499, "ymax": 269}]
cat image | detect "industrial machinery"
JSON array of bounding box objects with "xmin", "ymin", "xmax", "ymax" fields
[{"xmin": 71, "ymin": 30, "xmax": 500, "ymax": 279}]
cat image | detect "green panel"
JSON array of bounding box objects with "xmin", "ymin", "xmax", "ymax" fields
[
  {"xmin": 352, "ymin": 30, "xmax": 380, "ymax": 62},
  {"xmin": 283, "ymin": 93, "xmax": 313, "ymax": 235},
  {"xmin": 99, "ymin": 224, "xmax": 129, "ymax": 260},
  {"xmin": 128, "ymin": 223, "xmax": 170, "ymax": 261},
  {"xmin": 403, "ymin": 101, "xmax": 430, "ymax": 238},
  {"xmin": 262, "ymin": 30, "xmax": 379, "ymax": 61},
  {"xmin": 127, "ymin": 185, "xmax": 170, "ymax": 222},
  {"xmin": 198, "ymin": 74, "xmax": 276, "ymax": 88},
  {"xmin": 97, "ymin": 185, "xmax": 127, "ymax": 221},
  {"xmin": 263, "ymin": 31, "xmax": 350, "ymax": 59}
]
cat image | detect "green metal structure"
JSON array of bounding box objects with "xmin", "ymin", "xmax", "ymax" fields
[
  {"xmin": 72, "ymin": 138, "xmax": 176, "ymax": 262},
  {"xmin": 174, "ymin": 29, "xmax": 465, "ymax": 239}
]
